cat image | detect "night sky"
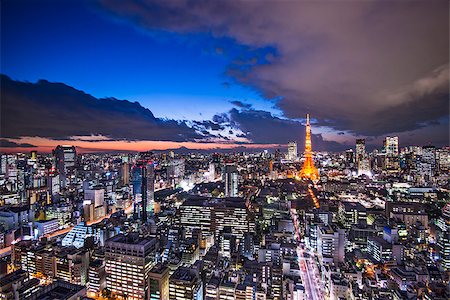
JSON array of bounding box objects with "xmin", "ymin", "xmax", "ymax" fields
[{"xmin": 1, "ymin": 0, "xmax": 448, "ymax": 152}]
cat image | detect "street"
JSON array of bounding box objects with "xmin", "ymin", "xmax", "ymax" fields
[{"xmin": 291, "ymin": 208, "xmax": 326, "ymax": 300}]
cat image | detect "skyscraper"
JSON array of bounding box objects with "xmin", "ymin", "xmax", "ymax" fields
[
  {"xmin": 53, "ymin": 145, "xmax": 76, "ymax": 187},
  {"xmin": 132, "ymin": 161, "xmax": 155, "ymax": 221},
  {"xmin": 223, "ymin": 164, "xmax": 238, "ymax": 197},
  {"xmin": 355, "ymin": 139, "xmax": 366, "ymax": 164},
  {"xmin": 355, "ymin": 139, "xmax": 371, "ymax": 176},
  {"xmin": 121, "ymin": 156, "xmax": 130, "ymax": 186},
  {"xmin": 384, "ymin": 136, "xmax": 399, "ymax": 156},
  {"xmin": 299, "ymin": 114, "xmax": 319, "ymax": 180},
  {"xmin": 384, "ymin": 136, "xmax": 399, "ymax": 171},
  {"xmin": 287, "ymin": 141, "xmax": 298, "ymax": 161}
]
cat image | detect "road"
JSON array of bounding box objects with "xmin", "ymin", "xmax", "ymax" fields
[{"xmin": 291, "ymin": 208, "xmax": 325, "ymax": 300}]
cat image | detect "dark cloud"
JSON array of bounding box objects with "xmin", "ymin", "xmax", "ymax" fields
[
  {"xmin": 0, "ymin": 75, "xmax": 206, "ymax": 142},
  {"xmin": 0, "ymin": 139, "xmax": 36, "ymax": 148},
  {"xmin": 193, "ymin": 120, "xmax": 224, "ymax": 131},
  {"xmin": 230, "ymin": 100, "xmax": 252, "ymax": 109},
  {"xmin": 100, "ymin": 0, "xmax": 449, "ymax": 139},
  {"xmin": 214, "ymin": 108, "xmax": 346, "ymax": 151}
]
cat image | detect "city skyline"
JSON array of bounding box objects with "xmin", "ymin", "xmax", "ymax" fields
[{"xmin": 1, "ymin": 0, "xmax": 448, "ymax": 153}]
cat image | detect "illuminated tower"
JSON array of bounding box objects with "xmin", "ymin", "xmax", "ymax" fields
[{"xmin": 299, "ymin": 114, "xmax": 319, "ymax": 180}]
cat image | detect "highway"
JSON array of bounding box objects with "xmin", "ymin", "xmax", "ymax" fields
[{"xmin": 291, "ymin": 208, "xmax": 325, "ymax": 300}]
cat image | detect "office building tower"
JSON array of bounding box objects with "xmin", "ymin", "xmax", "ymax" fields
[
  {"xmin": 121, "ymin": 158, "xmax": 130, "ymax": 186},
  {"xmin": 53, "ymin": 145, "xmax": 76, "ymax": 186},
  {"xmin": 357, "ymin": 157, "xmax": 371, "ymax": 176},
  {"xmin": 355, "ymin": 139, "xmax": 366, "ymax": 164},
  {"xmin": 208, "ymin": 163, "xmax": 215, "ymax": 182},
  {"xmin": 384, "ymin": 136, "xmax": 399, "ymax": 156},
  {"xmin": 105, "ymin": 234, "xmax": 159, "ymax": 300},
  {"xmin": 436, "ymin": 148, "xmax": 450, "ymax": 173},
  {"xmin": 179, "ymin": 199, "xmax": 213, "ymax": 245},
  {"xmin": 149, "ymin": 264, "xmax": 170, "ymax": 300},
  {"xmin": 169, "ymin": 267, "xmax": 203, "ymax": 300},
  {"xmin": 287, "ymin": 141, "xmax": 297, "ymax": 161},
  {"xmin": 355, "ymin": 139, "xmax": 371, "ymax": 176},
  {"xmin": 87, "ymin": 260, "xmax": 106, "ymax": 294},
  {"xmin": 223, "ymin": 164, "xmax": 238, "ymax": 197},
  {"xmin": 167, "ymin": 159, "xmax": 185, "ymax": 187},
  {"xmin": 317, "ymin": 224, "xmax": 346, "ymax": 265},
  {"xmin": 179, "ymin": 198, "xmax": 254, "ymax": 246},
  {"xmin": 84, "ymin": 187, "xmax": 104, "ymax": 207},
  {"xmin": 367, "ymin": 236, "xmax": 393, "ymax": 263},
  {"xmin": 55, "ymin": 248, "xmax": 90, "ymax": 285},
  {"xmin": 299, "ymin": 114, "xmax": 319, "ymax": 180},
  {"xmin": 422, "ymin": 145, "xmax": 436, "ymax": 177},
  {"xmin": 384, "ymin": 136, "xmax": 399, "ymax": 171},
  {"xmin": 132, "ymin": 161, "xmax": 155, "ymax": 221}
]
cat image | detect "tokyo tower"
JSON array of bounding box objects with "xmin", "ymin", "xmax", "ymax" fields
[{"xmin": 299, "ymin": 114, "xmax": 319, "ymax": 180}]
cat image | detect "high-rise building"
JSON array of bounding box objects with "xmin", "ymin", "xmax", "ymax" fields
[
  {"xmin": 87, "ymin": 259, "xmax": 106, "ymax": 294},
  {"xmin": 55, "ymin": 248, "xmax": 90, "ymax": 285},
  {"xmin": 287, "ymin": 141, "xmax": 297, "ymax": 161},
  {"xmin": 168, "ymin": 266, "xmax": 203, "ymax": 300},
  {"xmin": 223, "ymin": 164, "xmax": 238, "ymax": 197},
  {"xmin": 53, "ymin": 145, "xmax": 76, "ymax": 187},
  {"xmin": 355, "ymin": 139, "xmax": 371, "ymax": 176},
  {"xmin": 299, "ymin": 114, "xmax": 319, "ymax": 180},
  {"xmin": 167, "ymin": 159, "xmax": 185, "ymax": 187},
  {"xmin": 105, "ymin": 234, "xmax": 159, "ymax": 300},
  {"xmin": 208, "ymin": 163, "xmax": 215, "ymax": 182},
  {"xmin": 421, "ymin": 145, "xmax": 436, "ymax": 177},
  {"xmin": 384, "ymin": 136, "xmax": 400, "ymax": 171},
  {"xmin": 121, "ymin": 156, "xmax": 130, "ymax": 186},
  {"xmin": 436, "ymin": 148, "xmax": 450, "ymax": 173},
  {"xmin": 384, "ymin": 136, "xmax": 399, "ymax": 156},
  {"xmin": 132, "ymin": 161, "xmax": 155, "ymax": 221},
  {"xmin": 317, "ymin": 224, "xmax": 346, "ymax": 265},
  {"xmin": 178, "ymin": 197, "xmax": 255, "ymax": 246},
  {"xmin": 355, "ymin": 139, "xmax": 366, "ymax": 164}
]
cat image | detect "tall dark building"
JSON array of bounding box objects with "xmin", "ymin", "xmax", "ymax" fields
[
  {"xmin": 223, "ymin": 164, "xmax": 238, "ymax": 197},
  {"xmin": 132, "ymin": 160, "xmax": 155, "ymax": 222},
  {"xmin": 53, "ymin": 145, "xmax": 76, "ymax": 187}
]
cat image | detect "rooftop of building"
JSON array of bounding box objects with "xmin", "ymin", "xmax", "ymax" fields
[
  {"xmin": 105, "ymin": 232, "xmax": 155, "ymax": 246},
  {"xmin": 368, "ymin": 236, "xmax": 392, "ymax": 248},
  {"xmin": 0, "ymin": 269, "xmax": 27, "ymax": 287},
  {"xmin": 23, "ymin": 280, "xmax": 85, "ymax": 300},
  {"xmin": 149, "ymin": 263, "xmax": 169, "ymax": 275},
  {"xmin": 170, "ymin": 266, "xmax": 198, "ymax": 283},
  {"xmin": 182, "ymin": 196, "xmax": 246, "ymax": 209}
]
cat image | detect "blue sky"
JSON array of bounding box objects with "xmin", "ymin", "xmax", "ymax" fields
[{"xmin": 1, "ymin": 0, "xmax": 277, "ymax": 120}]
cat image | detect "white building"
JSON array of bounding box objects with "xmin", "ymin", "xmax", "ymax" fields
[{"xmin": 287, "ymin": 142, "xmax": 298, "ymax": 161}]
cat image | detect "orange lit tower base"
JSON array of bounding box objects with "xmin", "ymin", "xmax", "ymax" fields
[{"xmin": 299, "ymin": 114, "xmax": 319, "ymax": 180}]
